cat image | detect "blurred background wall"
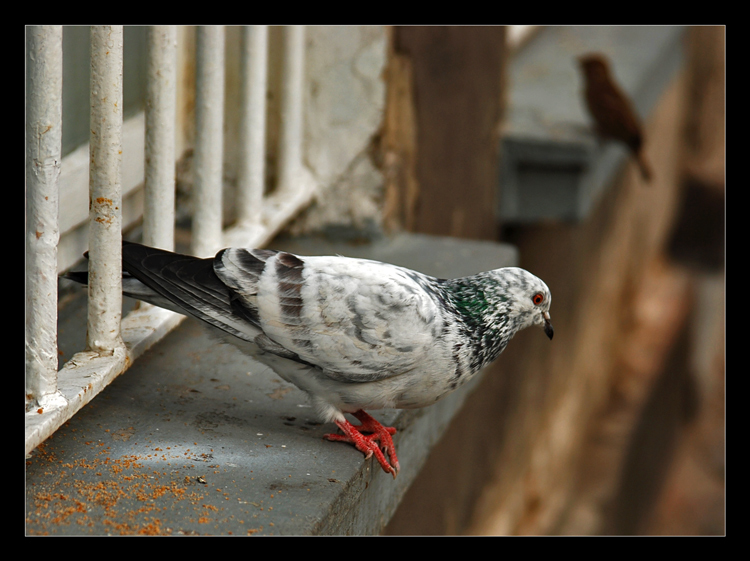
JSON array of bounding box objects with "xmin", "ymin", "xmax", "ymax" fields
[{"xmin": 380, "ymin": 25, "xmax": 724, "ymax": 535}]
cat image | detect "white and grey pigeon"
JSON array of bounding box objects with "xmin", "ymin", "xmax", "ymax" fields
[{"xmin": 65, "ymin": 241, "xmax": 553, "ymax": 478}]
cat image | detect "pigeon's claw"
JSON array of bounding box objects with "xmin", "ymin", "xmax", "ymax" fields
[{"xmin": 325, "ymin": 410, "xmax": 400, "ymax": 478}]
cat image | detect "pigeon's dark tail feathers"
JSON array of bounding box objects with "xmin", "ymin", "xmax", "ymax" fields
[
  {"xmin": 62, "ymin": 270, "xmax": 89, "ymax": 286},
  {"xmin": 61, "ymin": 241, "xmax": 266, "ymax": 344},
  {"xmin": 122, "ymin": 242, "xmax": 269, "ymax": 341},
  {"xmin": 60, "ymin": 245, "xmax": 176, "ymax": 312}
]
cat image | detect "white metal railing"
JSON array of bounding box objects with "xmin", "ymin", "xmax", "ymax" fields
[
  {"xmin": 144, "ymin": 26, "xmax": 177, "ymax": 251},
  {"xmin": 25, "ymin": 25, "xmax": 316, "ymax": 455},
  {"xmin": 26, "ymin": 25, "xmax": 65, "ymax": 414}
]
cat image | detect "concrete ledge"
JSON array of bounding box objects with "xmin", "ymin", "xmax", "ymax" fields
[
  {"xmin": 500, "ymin": 25, "xmax": 686, "ymax": 223},
  {"xmin": 27, "ymin": 232, "xmax": 516, "ymax": 535}
]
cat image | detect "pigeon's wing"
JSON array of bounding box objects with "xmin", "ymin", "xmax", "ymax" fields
[
  {"xmin": 121, "ymin": 242, "xmax": 273, "ymax": 344},
  {"xmin": 217, "ymin": 249, "xmax": 446, "ymax": 382}
]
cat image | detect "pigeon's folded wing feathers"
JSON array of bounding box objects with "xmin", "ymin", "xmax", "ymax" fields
[{"xmin": 218, "ymin": 250, "xmax": 446, "ymax": 383}]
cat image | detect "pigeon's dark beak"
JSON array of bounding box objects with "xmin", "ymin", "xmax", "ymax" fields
[{"xmin": 543, "ymin": 311, "xmax": 554, "ymax": 340}]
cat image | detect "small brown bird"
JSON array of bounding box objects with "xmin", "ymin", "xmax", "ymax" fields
[{"xmin": 579, "ymin": 53, "xmax": 652, "ymax": 182}]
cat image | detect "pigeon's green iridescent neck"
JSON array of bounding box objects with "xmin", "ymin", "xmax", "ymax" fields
[
  {"xmin": 445, "ymin": 273, "xmax": 508, "ymax": 323},
  {"xmin": 443, "ymin": 274, "xmax": 513, "ymax": 370}
]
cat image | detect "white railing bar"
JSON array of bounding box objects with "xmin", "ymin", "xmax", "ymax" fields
[
  {"xmin": 87, "ymin": 25, "xmax": 126, "ymax": 354},
  {"xmin": 25, "ymin": 25, "xmax": 64, "ymax": 411},
  {"xmin": 192, "ymin": 25, "xmax": 225, "ymax": 257},
  {"xmin": 56, "ymin": 112, "xmax": 146, "ymax": 273},
  {"xmin": 144, "ymin": 26, "xmax": 177, "ymax": 251},
  {"xmin": 277, "ymin": 25, "xmax": 305, "ymax": 193},
  {"xmin": 236, "ymin": 25, "xmax": 268, "ymax": 226},
  {"xmin": 223, "ymin": 25, "xmax": 315, "ymax": 249}
]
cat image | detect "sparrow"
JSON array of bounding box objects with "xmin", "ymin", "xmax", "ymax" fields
[
  {"xmin": 579, "ymin": 53, "xmax": 652, "ymax": 182},
  {"xmin": 64, "ymin": 241, "xmax": 553, "ymax": 478}
]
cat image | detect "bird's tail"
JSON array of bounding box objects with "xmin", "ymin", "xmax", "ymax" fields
[
  {"xmin": 60, "ymin": 244, "xmax": 215, "ymax": 315},
  {"xmin": 61, "ymin": 242, "xmax": 265, "ymax": 343}
]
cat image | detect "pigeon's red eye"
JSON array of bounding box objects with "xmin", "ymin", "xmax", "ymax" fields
[{"xmin": 532, "ymin": 293, "xmax": 544, "ymax": 306}]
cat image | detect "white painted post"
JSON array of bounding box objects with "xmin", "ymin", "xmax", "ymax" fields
[
  {"xmin": 25, "ymin": 25, "xmax": 64, "ymax": 409},
  {"xmin": 277, "ymin": 25, "xmax": 305, "ymax": 193},
  {"xmin": 192, "ymin": 25, "xmax": 225, "ymax": 257},
  {"xmin": 236, "ymin": 25, "xmax": 268, "ymax": 226},
  {"xmin": 144, "ymin": 25, "xmax": 177, "ymax": 251},
  {"xmin": 87, "ymin": 25, "xmax": 125, "ymax": 354}
]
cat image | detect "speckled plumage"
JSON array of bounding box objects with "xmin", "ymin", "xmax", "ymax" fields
[{"xmin": 65, "ymin": 241, "xmax": 553, "ymax": 477}]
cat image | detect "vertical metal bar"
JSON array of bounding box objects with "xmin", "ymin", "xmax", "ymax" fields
[
  {"xmin": 236, "ymin": 25, "xmax": 268, "ymax": 225},
  {"xmin": 192, "ymin": 25, "xmax": 225, "ymax": 257},
  {"xmin": 87, "ymin": 25, "xmax": 124, "ymax": 354},
  {"xmin": 277, "ymin": 25, "xmax": 305, "ymax": 193},
  {"xmin": 144, "ymin": 25, "xmax": 177, "ymax": 251},
  {"xmin": 25, "ymin": 25, "xmax": 63, "ymax": 408}
]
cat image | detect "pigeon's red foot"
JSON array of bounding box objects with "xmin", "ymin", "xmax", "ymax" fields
[{"xmin": 325, "ymin": 410, "xmax": 400, "ymax": 478}]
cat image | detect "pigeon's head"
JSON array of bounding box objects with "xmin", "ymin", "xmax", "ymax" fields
[{"xmin": 492, "ymin": 267, "xmax": 554, "ymax": 340}]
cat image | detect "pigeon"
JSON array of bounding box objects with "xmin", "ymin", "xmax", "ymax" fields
[
  {"xmin": 579, "ymin": 53, "xmax": 653, "ymax": 182},
  {"xmin": 64, "ymin": 241, "xmax": 553, "ymax": 478}
]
